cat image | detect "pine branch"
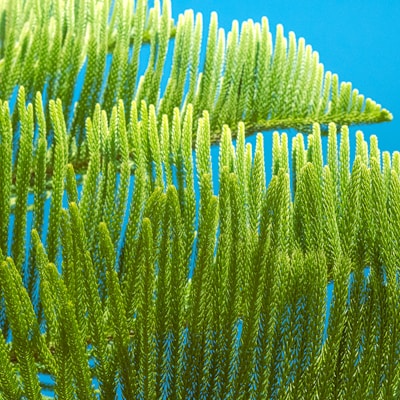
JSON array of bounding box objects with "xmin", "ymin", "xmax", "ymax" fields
[
  {"xmin": 1, "ymin": 114, "xmax": 399, "ymax": 397},
  {"xmin": 0, "ymin": 2, "xmax": 398, "ymax": 396}
]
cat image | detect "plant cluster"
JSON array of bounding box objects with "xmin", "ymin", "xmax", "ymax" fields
[{"xmin": 0, "ymin": 0, "xmax": 398, "ymax": 399}]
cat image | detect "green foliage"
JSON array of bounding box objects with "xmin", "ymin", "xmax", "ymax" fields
[
  {"xmin": 12, "ymin": 88, "xmax": 34, "ymax": 273},
  {"xmin": 1, "ymin": 94, "xmax": 399, "ymax": 397},
  {"xmin": 0, "ymin": 0, "xmax": 392, "ymax": 157},
  {"xmin": 0, "ymin": 0, "xmax": 398, "ymax": 399},
  {"xmin": 0, "ymin": 99, "xmax": 12, "ymax": 256}
]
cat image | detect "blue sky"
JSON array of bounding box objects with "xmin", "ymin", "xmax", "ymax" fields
[{"xmin": 172, "ymin": 0, "xmax": 400, "ymax": 153}]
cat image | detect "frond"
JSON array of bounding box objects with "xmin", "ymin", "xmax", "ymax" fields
[
  {"xmin": 0, "ymin": 100, "xmax": 13, "ymax": 255},
  {"xmin": 0, "ymin": 326, "xmax": 22, "ymax": 398},
  {"xmin": 11, "ymin": 88, "xmax": 34, "ymax": 273},
  {"xmin": 0, "ymin": 106, "xmax": 399, "ymax": 397},
  {"xmin": 0, "ymin": 0, "xmax": 392, "ymax": 168},
  {"xmin": 0, "ymin": 258, "xmax": 42, "ymax": 400},
  {"xmin": 1, "ymin": 1, "xmax": 399, "ymax": 398}
]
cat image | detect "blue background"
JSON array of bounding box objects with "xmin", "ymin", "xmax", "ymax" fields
[{"xmin": 172, "ymin": 0, "xmax": 400, "ymax": 155}]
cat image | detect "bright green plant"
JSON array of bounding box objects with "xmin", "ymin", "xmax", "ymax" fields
[{"xmin": 0, "ymin": 0, "xmax": 398, "ymax": 399}]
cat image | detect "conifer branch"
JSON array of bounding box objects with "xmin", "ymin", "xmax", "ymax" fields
[{"xmin": 0, "ymin": 1, "xmax": 398, "ymax": 398}]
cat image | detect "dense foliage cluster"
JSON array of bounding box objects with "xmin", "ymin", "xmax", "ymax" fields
[
  {"xmin": 0, "ymin": 0, "xmax": 398, "ymax": 399},
  {"xmin": 0, "ymin": 0, "xmax": 390, "ymax": 142}
]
